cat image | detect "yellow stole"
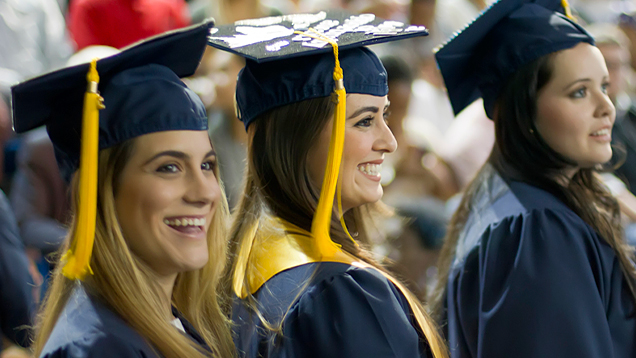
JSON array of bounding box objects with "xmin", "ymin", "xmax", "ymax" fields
[{"xmin": 235, "ymin": 217, "xmax": 366, "ymax": 299}]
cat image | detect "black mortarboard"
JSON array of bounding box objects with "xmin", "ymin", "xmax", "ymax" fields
[
  {"xmin": 207, "ymin": 10, "xmax": 429, "ymax": 128},
  {"xmin": 11, "ymin": 21, "xmax": 212, "ymax": 280},
  {"xmin": 435, "ymin": 0, "xmax": 594, "ymax": 119},
  {"xmin": 12, "ymin": 20, "xmax": 212, "ymax": 178}
]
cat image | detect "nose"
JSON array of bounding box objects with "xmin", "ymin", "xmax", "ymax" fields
[
  {"xmin": 374, "ymin": 120, "xmax": 398, "ymax": 154},
  {"xmin": 183, "ymin": 166, "xmax": 220, "ymax": 207},
  {"xmin": 595, "ymin": 90, "xmax": 616, "ymax": 122}
]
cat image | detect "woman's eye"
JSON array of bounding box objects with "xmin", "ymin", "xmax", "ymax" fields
[
  {"xmin": 383, "ymin": 110, "xmax": 391, "ymax": 122},
  {"xmin": 601, "ymin": 82, "xmax": 610, "ymax": 94},
  {"xmin": 355, "ymin": 118, "xmax": 373, "ymax": 127},
  {"xmin": 570, "ymin": 87, "xmax": 587, "ymax": 98},
  {"xmin": 201, "ymin": 160, "xmax": 216, "ymax": 171},
  {"xmin": 157, "ymin": 163, "xmax": 179, "ymax": 173}
]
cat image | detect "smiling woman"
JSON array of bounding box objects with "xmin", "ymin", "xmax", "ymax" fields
[
  {"xmin": 209, "ymin": 10, "xmax": 447, "ymax": 358},
  {"xmin": 11, "ymin": 23, "xmax": 235, "ymax": 358}
]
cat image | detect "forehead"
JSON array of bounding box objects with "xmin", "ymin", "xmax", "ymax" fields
[
  {"xmin": 346, "ymin": 93, "xmax": 388, "ymax": 108},
  {"xmin": 549, "ymin": 43, "xmax": 608, "ymax": 83},
  {"xmin": 130, "ymin": 130, "xmax": 213, "ymax": 155}
]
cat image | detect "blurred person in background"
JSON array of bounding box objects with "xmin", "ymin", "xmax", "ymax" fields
[
  {"xmin": 587, "ymin": 22, "xmax": 636, "ymax": 244},
  {"xmin": 587, "ymin": 24, "xmax": 636, "ymax": 192},
  {"xmin": 67, "ymin": 0, "xmax": 191, "ymax": 50},
  {"xmin": 383, "ymin": 202, "xmax": 446, "ymax": 302},
  {"xmin": 381, "ymin": 55, "xmax": 457, "ymax": 203},
  {"xmin": 206, "ymin": 50, "xmax": 248, "ymax": 210},
  {"xmin": 0, "ymin": 0, "xmax": 73, "ymax": 189},
  {"xmin": 0, "ymin": 189, "xmax": 38, "ymax": 358}
]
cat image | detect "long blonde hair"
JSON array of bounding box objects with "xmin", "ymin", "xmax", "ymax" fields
[
  {"xmin": 226, "ymin": 97, "xmax": 448, "ymax": 358},
  {"xmin": 33, "ymin": 138, "xmax": 236, "ymax": 358}
]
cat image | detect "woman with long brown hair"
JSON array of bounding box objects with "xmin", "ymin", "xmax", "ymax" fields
[
  {"xmin": 209, "ymin": 10, "xmax": 448, "ymax": 358},
  {"xmin": 431, "ymin": 0, "xmax": 636, "ymax": 357},
  {"xmin": 12, "ymin": 23, "xmax": 235, "ymax": 358}
]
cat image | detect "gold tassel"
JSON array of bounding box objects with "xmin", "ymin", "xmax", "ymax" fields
[
  {"xmin": 294, "ymin": 29, "xmax": 360, "ymax": 258},
  {"xmin": 62, "ymin": 59, "xmax": 104, "ymax": 280},
  {"xmin": 311, "ymin": 76, "xmax": 346, "ymax": 258},
  {"xmin": 561, "ymin": 0, "xmax": 575, "ymax": 20}
]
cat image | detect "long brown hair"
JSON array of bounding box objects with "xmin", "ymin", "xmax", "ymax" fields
[
  {"xmin": 431, "ymin": 53, "xmax": 636, "ymax": 318},
  {"xmin": 227, "ymin": 96, "xmax": 448, "ymax": 358},
  {"xmin": 33, "ymin": 137, "xmax": 236, "ymax": 358}
]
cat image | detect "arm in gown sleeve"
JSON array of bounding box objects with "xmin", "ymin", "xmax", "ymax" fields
[
  {"xmin": 289, "ymin": 267, "xmax": 427, "ymax": 358},
  {"xmin": 452, "ymin": 208, "xmax": 616, "ymax": 358}
]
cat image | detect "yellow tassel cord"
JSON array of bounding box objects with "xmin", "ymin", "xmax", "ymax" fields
[
  {"xmin": 62, "ymin": 59, "xmax": 104, "ymax": 280},
  {"xmin": 295, "ymin": 29, "xmax": 358, "ymax": 258},
  {"xmin": 561, "ymin": 0, "xmax": 575, "ymax": 20}
]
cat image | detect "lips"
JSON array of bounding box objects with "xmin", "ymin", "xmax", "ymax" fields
[
  {"xmin": 590, "ymin": 128, "xmax": 610, "ymax": 137},
  {"xmin": 164, "ymin": 217, "xmax": 206, "ymax": 234}
]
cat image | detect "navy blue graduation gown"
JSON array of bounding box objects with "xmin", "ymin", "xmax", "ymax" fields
[
  {"xmin": 444, "ymin": 169, "xmax": 636, "ymax": 358},
  {"xmin": 41, "ymin": 286, "xmax": 210, "ymax": 357},
  {"xmin": 233, "ymin": 262, "xmax": 432, "ymax": 358}
]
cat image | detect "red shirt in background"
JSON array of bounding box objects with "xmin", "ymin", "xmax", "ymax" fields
[{"xmin": 68, "ymin": 0, "xmax": 191, "ymax": 50}]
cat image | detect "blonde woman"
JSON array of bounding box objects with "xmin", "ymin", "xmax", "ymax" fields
[
  {"xmin": 12, "ymin": 23, "xmax": 235, "ymax": 358},
  {"xmin": 209, "ymin": 11, "xmax": 448, "ymax": 358}
]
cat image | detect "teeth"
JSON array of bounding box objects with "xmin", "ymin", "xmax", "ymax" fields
[
  {"xmin": 592, "ymin": 128, "xmax": 610, "ymax": 136},
  {"xmin": 357, "ymin": 163, "xmax": 382, "ymax": 176},
  {"xmin": 164, "ymin": 218, "xmax": 206, "ymax": 227}
]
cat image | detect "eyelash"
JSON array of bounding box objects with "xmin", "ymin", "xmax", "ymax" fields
[
  {"xmin": 201, "ymin": 159, "xmax": 217, "ymax": 171},
  {"xmin": 570, "ymin": 83, "xmax": 611, "ymax": 98},
  {"xmin": 157, "ymin": 163, "xmax": 180, "ymax": 173},
  {"xmin": 156, "ymin": 159, "xmax": 216, "ymax": 173},
  {"xmin": 355, "ymin": 117, "xmax": 373, "ymax": 127},
  {"xmin": 601, "ymin": 82, "xmax": 610, "ymax": 93},
  {"xmin": 354, "ymin": 111, "xmax": 391, "ymax": 127}
]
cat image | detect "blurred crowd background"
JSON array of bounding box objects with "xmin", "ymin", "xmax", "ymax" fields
[{"xmin": 1, "ymin": 0, "xmax": 636, "ymax": 355}]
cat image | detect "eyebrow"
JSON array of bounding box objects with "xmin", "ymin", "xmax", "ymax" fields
[
  {"xmin": 143, "ymin": 149, "xmax": 216, "ymax": 165},
  {"xmin": 348, "ymin": 106, "xmax": 379, "ymax": 119}
]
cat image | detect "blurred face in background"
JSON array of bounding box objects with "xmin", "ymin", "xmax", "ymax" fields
[
  {"xmin": 209, "ymin": 51, "xmax": 244, "ymax": 118},
  {"xmin": 597, "ymin": 42, "xmax": 631, "ymax": 103}
]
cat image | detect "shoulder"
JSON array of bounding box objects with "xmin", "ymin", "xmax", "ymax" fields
[
  {"xmin": 42, "ymin": 287, "xmax": 155, "ymax": 358},
  {"xmin": 282, "ymin": 264, "xmax": 426, "ymax": 357},
  {"xmin": 302, "ymin": 263, "xmax": 404, "ymax": 305},
  {"xmin": 294, "ymin": 264, "xmax": 413, "ymax": 325},
  {"xmin": 40, "ymin": 332, "xmax": 152, "ymax": 358},
  {"xmin": 458, "ymin": 177, "xmax": 600, "ymax": 263}
]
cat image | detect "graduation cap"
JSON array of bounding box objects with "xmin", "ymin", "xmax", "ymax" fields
[
  {"xmin": 208, "ymin": 10, "xmax": 428, "ymax": 295},
  {"xmin": 435, "ymin": 0, "xmax": 594, "ymax": 119},
  {"xmin": 11, "ymin": 21, "xmax": 212, "ymax": 280},
  {"xmin": 208, "ymin": 9, "xmax": 428, "ymax": 127}
]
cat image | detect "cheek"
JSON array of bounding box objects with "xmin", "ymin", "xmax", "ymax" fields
[
  {"xmin": 536, "ymin": 99, "xmax": 581, "ymax": 147},
  {"xmin": 115, "ymin": 179, "xmax": 178, "ymax": 237}
]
